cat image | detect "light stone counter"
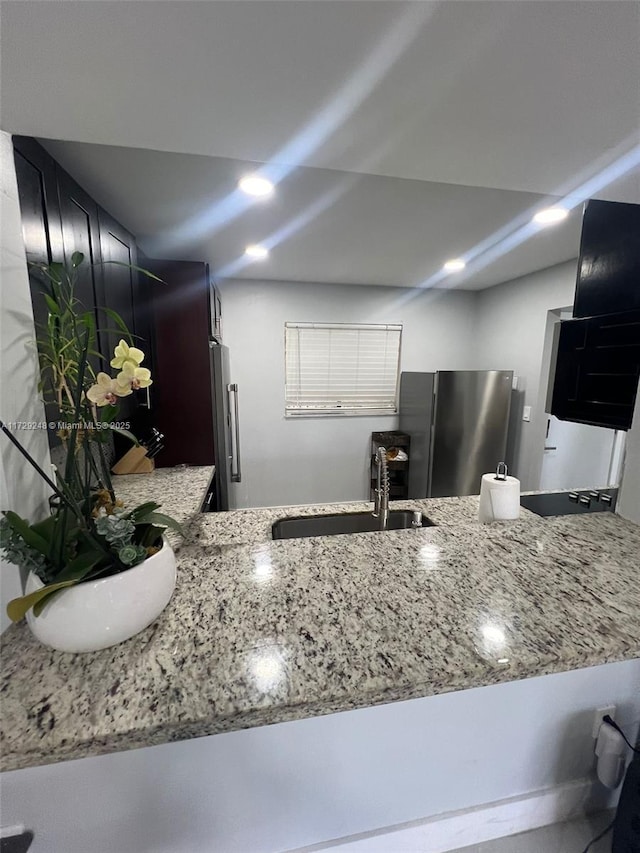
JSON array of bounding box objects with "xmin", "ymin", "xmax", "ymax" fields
[
  {"xmin": 110, "ymin": 464, "xmax": 213, "ymax": 546},
  {"xmin": 190, "ymin": 493, "xmax": 541, "ymax": 546},
  {"xmin": 1, "ymin": 467, "xmax": 638, "ymax": 772}
]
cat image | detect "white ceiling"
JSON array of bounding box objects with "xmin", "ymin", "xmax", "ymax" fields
[
  {"xmin": 2, "ymin": 1, "xmax": 638, "ymax": 289},
  {"xmin": 2, "ymin": 1, "xmax": 639, "ymax": 200},
  {"xmin": 41, "ymin": 139, "xmax": 583, "ymax": 290}
]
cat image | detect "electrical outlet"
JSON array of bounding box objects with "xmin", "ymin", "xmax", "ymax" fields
[{"xmin": 592, "ymin": 704, "xmax": 616, "ymax": 738}]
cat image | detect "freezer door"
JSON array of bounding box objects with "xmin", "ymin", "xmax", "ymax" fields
[
  {"xmin": 431, "ymin": 370, "xmax": 513, "ymax": 497},
  {"xmin": 399, "ymin": 372, "xmax": 435, "ymax": 498},
  {"xmin": 209, "ymin": 344, "xmax": 232, "ymax": 510}
]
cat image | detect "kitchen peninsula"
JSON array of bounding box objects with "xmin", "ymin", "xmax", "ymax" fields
[{"xmin": 1, "ymin": 465, "xmax": 639, "ymax": 773}]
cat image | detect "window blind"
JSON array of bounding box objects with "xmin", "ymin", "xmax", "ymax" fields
[{"xmin": 285, "ymin": 322, "xmax": 402, "ymax": 416}]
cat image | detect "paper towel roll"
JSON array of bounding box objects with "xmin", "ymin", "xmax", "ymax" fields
[{"xmin": 478, "ymin": 472, "xmax": 520, "ymax": 523}]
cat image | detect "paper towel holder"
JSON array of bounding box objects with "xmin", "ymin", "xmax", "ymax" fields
[{"xmin": 495, "ymin": 462, "xmax": 508, "ymax": 481}]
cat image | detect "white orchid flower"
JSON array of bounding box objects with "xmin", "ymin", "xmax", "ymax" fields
[
  {"xmin": 86, "ymin": 372, "xmax": 133, "ymax": 406},
  {"xmin": 110, "ymin": 339, "xmax": 145, "ymax": 370},
  {"xmin": 117, "ymin": 360, "xmax": 153, "ymax": 390}
]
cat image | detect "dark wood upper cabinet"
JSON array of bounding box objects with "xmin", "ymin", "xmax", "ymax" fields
[
  {"xmin": 13, "ymin": 138, "xmax": 144, "ymax": 352},
  {"xmin": 574, "ymin": 199, "xmax": 640, "ymax": 319},
  {"xmin": 56, "ymin": 167, "xmax": 103, "ymax": 322},
  {"xmin": 94, "ymin": 210, "xmax": 148, "ymax": 439},
  {"xmin": 550, "ymin": 310, "xmax": 640, "ymax": 430},
  {"xmin": 96, "ymin": 209, "xmax": 138, "ymax": 353},
  {"xmin": 12, "ymin": 139, "xmax": 62, "ymax": 264},
  {"xmin": 145, "ymin": 259, "xmax": 214, "ymax": 468},
  {"xmin": 549, "ymin": 198, "xmax": 640, "ymax": 430},
  {"xmin": 12, "ymin": 138, "xmax": 63, "ymax": 329},
  {"xmin": 13, "ymin": 137, "xmax": 152, "ymax": 454},
  {"xmin": 12, "ymin": 138, "xmax": 65, "ymax": 441},
  {"xmin": 134, "ymin": 247, "xmax": 159, "ymax": 408}
]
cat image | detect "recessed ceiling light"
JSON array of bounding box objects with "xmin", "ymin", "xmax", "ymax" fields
[
  {"xmin": 532, "ymin": 206, "xmax": 569, "ymax": 226},
  {"xmin": 245, "ymin": 244, "xmax": 269, "ymax": 260},
  {"xmin": 238, "ymin": 174, "xmax": 274, "ymax": 198},
  {"xmin": 443, "ymin": 258, "xmax": 466, "ymax": 273}
]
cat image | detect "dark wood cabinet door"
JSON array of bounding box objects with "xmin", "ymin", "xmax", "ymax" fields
[
  {"xmin": 12, "ymin": 137, "xmax": 63, "ymax": 326},
  {"xmin": 134, "ymin": 248, "xmax": 158, "ymax": 408},
  {"xmin": 96, "ymin": 209, "xmax": 138, "ymax": 352},
  {"xmin": 96, "ymin": 210, "xmax": 149, "ymax": 443},
  {"xmin": 551, "ymin": 310, "xmax": 640, "ymax": 430},
  {"xmin": 12, "ymin": 138, "xmax": 65, "ymax": 443},
  {"xmin": 574, "ymin": 200, "xmax": 640, "ymax": 319},
  {"xmin": 12, "ymin": 139, "xmax": 62, "ymax": 262},
  {"xmin": 147, "ymin": 259, "xmax": 214, "ymax": 467},
  {"xmin": 56, "ymin": 167, "xmax": 103, "ymax": 327}
]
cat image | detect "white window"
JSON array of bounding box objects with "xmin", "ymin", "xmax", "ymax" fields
[{"xmin": 285, "ymin": 322, "xmax": 402, "ymax": 417}]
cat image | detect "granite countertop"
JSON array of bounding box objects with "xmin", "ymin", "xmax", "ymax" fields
[
  {"xmin": 2, "ymin": 468, "xmax": 639, "ymax": 772},
  {"xmin": 190, "ymin": 494, "xmax": 540, "ymax": 547},
  {"xmin": 109, "ymin": 465, "xmax": 213, "ymax": 544}
]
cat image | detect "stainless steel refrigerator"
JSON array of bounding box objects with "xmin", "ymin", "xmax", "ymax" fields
[
  {"xmin": 204, "ymin": 343, "xmax": 241, "ymax": 511},
  {"xmin": 399, "ymin": 370, "xmax": 513, "ymax": 498}
]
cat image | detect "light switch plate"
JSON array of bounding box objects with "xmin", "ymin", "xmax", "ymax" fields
[{"xmin": 522, "ymin": 406, "xmax": 531, "ymax": 422}]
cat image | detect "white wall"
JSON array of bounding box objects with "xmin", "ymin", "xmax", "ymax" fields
[
  {"xmin": 539, "ymin": 417, "xmax": 618, "ymax": 491},
  {"xmin": 618, "ymin": 395, "xmax": 640, "ymax": 523},
  {"xmin": 473, "ymin": 261, "xmax": 577, "ymax": 489},
  {"xmin": 0, "ymin": 131, "xmax": 52, "ymax": 633},
  {"xmin": 2, "ymin": 660, "xmax": 638, "ymax": 853},
  {"xmin": 221, "ymin": 264, "xmax": 579, "ymax": 507},
  {"xmin": 220, "ymin": 279, "xmax": 477, "ymax": 508},
  {"xmin": 221, "ymin": 261, "xmax": 640, "ymax": 505}
]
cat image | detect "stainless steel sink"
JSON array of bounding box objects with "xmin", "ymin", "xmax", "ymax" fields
[{"xmin": 272, "ymin": 510, "xmax": 435, "ymax": 540}]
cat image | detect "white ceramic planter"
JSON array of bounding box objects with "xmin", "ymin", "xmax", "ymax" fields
[{"xmin": 25, "ymin": 539, "xmax": 177, "ymax": 653}]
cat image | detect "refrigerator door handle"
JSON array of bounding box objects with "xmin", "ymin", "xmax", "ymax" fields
[{"xmin": 227, "ymin": 383, "xmax": 242, "ymax": 483}]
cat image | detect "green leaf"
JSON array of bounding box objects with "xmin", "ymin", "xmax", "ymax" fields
[
  {"xmin": 30, "ymin": 515, "xmax": 61, "ymax": 564},
  {"xmin": 99, "ymin": 404, "xmax": 118, "ymax": 423},
  {"xmin": 47, "ymin": 261, "xmax": 65, "ymax": 284},
  {"xmin": 30, "ymin": 515, "xmax": 57, "ymax": 540},
  {"xmin": 137, "ymin": 512, "xmax": 184, "ymax": 537},
  {"xmin": 32, "ymin": 589, "xmax": 64, "ymax": 617},
  {"xmin": 71, "ymin": 251, "xmax": 84, "ymax": 268},
  {"xmin": 7, "ymin": 578, "xmax": 78, "ymax": 623},
  {"xmin": 110, "ymin": 426, "xmax": 140, "ymax": 447},
  {"xmin": 135, "ymin": 523, "xmax": 165, "ymax": 548},
  {"xmin": 96, "ymin": 260, "xmax": 165, "ymax": 282},
  {"xmin": 97, "ymin": 326, "xmax": 143, "ymax": 340},
  {"xmin": 55, "ymin": 548, "xmax": 105, "ymax": 583},
  {"xmin": 95, "ymin": 306, "xmax": 134, "ymax": 342},
  {"xmin": 28, "ymin": 263, "xmax": 60, "ymax": 299},
  {"xmin": 79, "ymin": 311, "xmax": 97, "ymax": 343},
  {"xmin": 125, "ymin": 501, "xmax": 161, "ymax": 521},
  {"xmin": 2, "ymin": 511, "xmax": 50, "ymax": 557},
  {"xmin": 43, "ymin": 294, "xmax": 60, "ymax": 315},
  {"xmin": 63, "ymin": 326, "xmax": 91, "ymax": 487},
  {"xmin": 46, "ymin": 312, "xmax": 58, "ymax": 339}
]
